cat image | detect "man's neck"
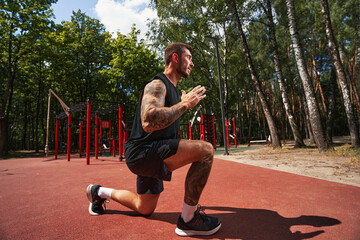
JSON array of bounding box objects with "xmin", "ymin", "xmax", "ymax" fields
[{"xmin": 163, "ymin": 68, "xmax": 180, "ymax": 87}]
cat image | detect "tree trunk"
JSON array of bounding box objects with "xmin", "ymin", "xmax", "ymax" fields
[
  {"xmin": 320, "ymin": 0, "xmax": 360, "ymax": 148},
  {"xmin": 247, "ymin": 99, "xmax": 253, "ymax": 140},
  {"xmin": 302, "ymin": 93, "xmax": 315, "ymax": 144},
  {"xmin": 312, "ymin": 54, "xmax": 327, "ymax": 112},
  {"xmin": 326, "ymin": 68, "xmax": 336, "ymax": 145},
  {"xmin": 348, "ymin": 50, "xmax": 360, "ymax": 131},
  {"xmin": 22, "ymin": 98, "xmax": 29, "ymax": 150},
  {"xmin": 35, "ymin": 58, "xmax": 44, "ymax": 153},
  {"xmin": 223, "ymin": 30, "xmax": 229, "ymax": 120},
  {"xmin": 231, "ymin": 0, "xmax": 281, "ymax": 149},
  {"xmin": 0, "ymin": 22, "xmax": 15, "ymax": 157},
  {"xmin": 0, "ymin": 118, "xmax": 6, "ymax": 157},
  {"xmin": 265, "ymin": 0, "xmax": 305, "ymax": 148},
  {"xmin": 286, "ymin": 0, "xmax": 328, "ymax": 151}
]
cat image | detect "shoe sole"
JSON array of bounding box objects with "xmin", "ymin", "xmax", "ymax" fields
[
  {"xmin": 86, "ymin": 184, "xmax": 95, "ymax": 202},
  {"xmin": 175, "ymin": 223, "xmax": 221, "ymax": 236},
  {"xmin": 86, "ymin": 184, "xmax": 100, "ymax": 216}
]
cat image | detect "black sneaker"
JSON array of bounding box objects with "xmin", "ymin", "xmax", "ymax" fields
[
  {"xmin": 175, "ymin": 206, "xmax": 221, "ymax": 236},
  {"xmin": 86, "ymin": 184, "xmax": 107, "ymax": 216}
]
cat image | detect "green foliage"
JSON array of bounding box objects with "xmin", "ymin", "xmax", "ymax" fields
[
  {"xmin": 0, "ymin": 0, "xmax": 358, "ymax": 153},
  {"xmin": 101, "ymin": 27, "xmax": 162, "ymax": 104},
  {"xmin": 0, "ymin": 2, "xmax": 162, "ymax": 152}
]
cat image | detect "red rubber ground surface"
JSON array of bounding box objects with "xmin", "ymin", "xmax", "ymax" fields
[{"xmin": 0, "ymin": 154, "xmax": 359, "ymax": 239}]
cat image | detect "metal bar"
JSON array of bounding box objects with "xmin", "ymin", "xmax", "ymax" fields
[
  {"xmin": 55, "ymin": 119, "xmax": 59, "ymax": 159},
  {"xmin": 119, "ymin": 105, "xmax": 123, "ymax": 161},
  {"xmin": 95, "ymin": 115, "xmax": 98, "ymax": 159},
  {"xmin": 67, "ymin": 112, "xmax": 71, "ymax": 161},
  {"xmin": 86, "ymin": 99, "xmax": 91, "ymax": 165}
]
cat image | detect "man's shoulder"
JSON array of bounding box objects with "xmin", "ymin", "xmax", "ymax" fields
[
  {"xmin": 144, "ymin": 78, "xmax": 166, "ymax": 93},
  {"xmin": 144, "ymin": 73, "xmax": 169, "ymax": 91}
]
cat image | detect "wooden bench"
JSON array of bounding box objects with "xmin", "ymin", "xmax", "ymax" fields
[{"xmin": 248, "ymin": 139, "xmax": 270, "ymax": 147}]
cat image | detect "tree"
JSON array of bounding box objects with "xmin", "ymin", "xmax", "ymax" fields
[
  {"xmin": 100, "ymin": 27, "xmax": 163, "ymax": 104},
  {"xmin": 0, "ymin": 0, "xmax": 57, "ymax": 156},
  {"xmin": 2, "ymin": 0, "xmax": 358, "ymax": 154},
  {"xmin": 148, "ymin": 0, "xmax": 246, "ymax": 144},
  {"xmin": 285, "ymin": 0, "xmax": 328, "ymax": 151},
  {"xmin": 320, "ymin": 0, "xmax": 359, "ymax": 148},
  {"xmin": 262, "ymin": 0, "xmax": 305, "ymax": 147},
  {"xmin": 56, "ymin": 10, "xmax": 112, "ymax": 102},
  {"xmin": 231, "ymin": 0, "xmax": 281, "ymax": 149},
  {"xmin": 326, "ymin": 68, "xmax": 336, "ymax": 143}
]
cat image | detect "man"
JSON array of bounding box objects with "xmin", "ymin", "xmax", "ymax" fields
[{"xmin": 86, "ymin": 42, "xmax": 221, "ymax": 237}]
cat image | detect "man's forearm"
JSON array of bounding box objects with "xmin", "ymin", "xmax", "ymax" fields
[{"xmin": 142, "ymin": 102, "xmax": 187, "ymax": 133}]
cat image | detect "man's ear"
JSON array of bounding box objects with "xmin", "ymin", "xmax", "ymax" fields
[{"xmin": 172, "ymin": 53, "xmax": 179, "ymax": 64}]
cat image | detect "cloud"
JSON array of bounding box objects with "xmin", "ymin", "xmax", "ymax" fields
[{"xmin": 95, "ymin": 0, "xmax": 157, "ymax": 40}]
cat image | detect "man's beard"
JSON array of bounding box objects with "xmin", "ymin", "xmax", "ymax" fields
[{"xmin": 177, "ymin": 59, "xmax": 190, "ymax": 78}]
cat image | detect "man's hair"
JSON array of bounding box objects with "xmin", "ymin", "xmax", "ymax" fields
[{"xmin": 164, "ymin": 42, "xmax": 193, "ymax": 67}]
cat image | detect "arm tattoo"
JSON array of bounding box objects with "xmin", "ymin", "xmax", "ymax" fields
[{"xmin": 141, "ymin": 80, "xmax": 187, "ymax": 132}]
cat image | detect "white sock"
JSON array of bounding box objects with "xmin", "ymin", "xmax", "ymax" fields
[
  {"xmin": 98, "ymin": 187, "xmax": 114, "ymax": 200},
  {"xmin": 181, "ymin": 202, "xmax": 197, "ymax": 223}
]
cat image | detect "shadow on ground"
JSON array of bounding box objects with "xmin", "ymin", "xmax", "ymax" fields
[{"xmin": 106, "ymin": 206, "xmax": 341, "ymax": 240}]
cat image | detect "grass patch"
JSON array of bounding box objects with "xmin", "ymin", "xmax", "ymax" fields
[
  {"xmin": 214, "ymin": 146, "xmax": 264, "ymax": 155},
  {"xmin": 0, "ymin": 150, "xmax": 45, "ymax": 160},
  {"xmin": 327, "ymin": 144, "xmax": 360, "ymax": 163},
  {"xmin": 334, "ymin": 144, "xmax": 360, "ymax": 156}
]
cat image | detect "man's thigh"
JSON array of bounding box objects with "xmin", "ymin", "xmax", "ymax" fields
[
  {"xmin": 126, "ymin": 139, "xmax": 180, "ymax": 181},
  {"xmin": 163, "ymin": 139, "xmax": 214, "ymax": 172}
]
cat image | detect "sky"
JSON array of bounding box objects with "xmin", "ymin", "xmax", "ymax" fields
[{"xmin": 51, "ymin": 0, "xmax": 158, "ymax": 40}]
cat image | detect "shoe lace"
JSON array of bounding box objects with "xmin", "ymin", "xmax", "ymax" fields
[
  {"xmin": 196, "ymin": 205, "xmax": 207, "ymax": 221},
  {"xmin": 104, "ymin": 200, "xmax": 110, "ymax": 211},
  {"xmin": 95, "ymin": 198, "xmax": 110, "ymax": 211},
  {"xmin": 103, "ymin": 199, "xmax": 111, "ymax": 211}
]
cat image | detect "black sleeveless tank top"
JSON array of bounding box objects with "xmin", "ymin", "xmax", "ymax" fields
[{"xmin": 124, "ymin": 73, "xmax": 180, "ymax": 161}]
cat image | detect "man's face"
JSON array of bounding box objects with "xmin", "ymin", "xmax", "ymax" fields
[{"xmin": 176, "ymin": 48, "xmax": 194, "ymax": 78}]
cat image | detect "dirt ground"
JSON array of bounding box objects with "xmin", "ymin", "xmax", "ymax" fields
[{"xmin": 216, "ymin": 136, "xmax": 360, "ymax": 187}]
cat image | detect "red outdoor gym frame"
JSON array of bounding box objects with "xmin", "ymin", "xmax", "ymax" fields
[
  {"xmin": 188, "ymin": 122, "xmax": 192, "ymax": 140},
  {"xmin": 85, "ymin": 101, "xmax": 124, "ymax": 165},
  {"xmin": 119, "ymin": 105, "xmax": 123, "ymax": 158},
  {"xmin": 179, "ymin": 122, "xmax": 193, "ymax": 140},
  {"xmin": 55, "ymin": 119, "xmax": 59, "ymax": 159},
  {"xmin": 79, "ymin": 121, "xmax": 83, "ymax": 157},
  {"xmin": 199, "ymin": 113, "xmax": 216, "ymax": 149},
  {"xmin": 232, "ymin": 117, "xmax": 237, "ymax": 148},
  {"xmin": 95, "ymin": 116, "xmax": 98, "ymax": 159},
  {"xmin": 225, "ymin": 117, "xmax": 237, "ymax": 150},
  {"xmin": 86, "ymin": 99, "xmax": 91, "ymax": 165},
  {"xmin": 226, "ymin": 119, "xmax": 229, "ymax": 150},
  {"xmin": 67, "ymin": 112, "xmax": 71, "ymax": 161},
  {"xmin": 54, "ymin": 99, "xmax": 126, "ymax": 165},
  {"xmin": 98, "ymin": 120, "xmax": 112, "ymax": 157}
]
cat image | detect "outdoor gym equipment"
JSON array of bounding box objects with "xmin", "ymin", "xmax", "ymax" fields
[
  {"xmin": 225, "ymin": 117, "xmax": 237, "ymax": 149},
  {"xmin": 200, "ymin": 113, "xmax": 216, "ymax": 149},
  {"xmin": 54, "ymin": 97, "xmax": 130, "ymax": 164}
]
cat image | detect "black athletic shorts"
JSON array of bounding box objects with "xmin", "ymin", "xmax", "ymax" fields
[{"xmin": 125, "ymin": 139, "xmax": 180, "ymax": 194}]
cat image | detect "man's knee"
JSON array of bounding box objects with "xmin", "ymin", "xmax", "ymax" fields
[
  {"xmin": 137, "ymin": 205, "xmax": 156, "ymax": 216},
  {"xmin": 136, "ymin": 194, "xmax": 159, "ymax": 216},
  {"xmin": 200, "ymin": 142, "xmax": 214, "ymax": 163},
  {"xmin": 207, "ymin": 142, "xmax": 215, "ymax": 156}
]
